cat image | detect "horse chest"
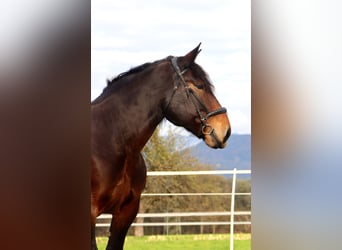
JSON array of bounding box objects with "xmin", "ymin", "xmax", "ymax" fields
[{"xmin": 102, "ymin": 157, "xmax": 145, "ymax": 214}]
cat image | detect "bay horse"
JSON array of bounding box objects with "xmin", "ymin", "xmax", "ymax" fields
[{"xmin": 91, "ymin": 44, "xmax": 231, "ymax": 250}]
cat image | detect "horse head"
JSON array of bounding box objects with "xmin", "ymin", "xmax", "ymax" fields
[{"xmin": 163, "ymin": 44, "xmax": 231, "ymax": 148}]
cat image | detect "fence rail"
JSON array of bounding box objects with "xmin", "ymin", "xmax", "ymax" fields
[
  {"xmin": 142, "ymin": 192, "xmax": 251, "ymax": 196},
  {"xmin": 146, "ymin": 169, "xmax": 251, "ymax": 176},
  {"xmin": 96, "ymin": 168, "xmax": 251, "ymax": 250},
  {"xmin": 98, "ymin": 211, "xmax": 250, "ymax": 219}
]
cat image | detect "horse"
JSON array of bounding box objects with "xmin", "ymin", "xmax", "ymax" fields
[{"xmin": 91, "ymin": 43, "xmax": 231, "ymax": 250}]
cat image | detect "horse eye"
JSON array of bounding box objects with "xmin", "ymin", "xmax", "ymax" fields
[
  {"xmin": 194, "ymin": 84, "xmax": 204, "ymax": 89},
  {"xmin": 187, "ymin": 80, "xmax": 204, "ymax": 90}
]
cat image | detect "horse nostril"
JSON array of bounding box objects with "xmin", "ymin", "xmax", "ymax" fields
[{"xmin": 224, "ymin": 127, "xmax": 231, "ymax": 143}]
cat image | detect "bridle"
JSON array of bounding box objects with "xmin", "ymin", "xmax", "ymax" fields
[{"xmin": 165, "ymin": 56, "xmax": 227, "ymax": 144}]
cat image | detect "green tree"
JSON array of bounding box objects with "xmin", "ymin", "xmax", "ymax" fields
[
  {"xmin": 133, "ymin": 125, "xmax": 251, "ymax": 236},
  {"xmin": 135, "ymin": 126, "xmax": 204, "ymax": 236}
]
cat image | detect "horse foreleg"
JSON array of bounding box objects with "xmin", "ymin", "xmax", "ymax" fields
[
  {"xmin": 106, "ymin": 196, "xmax": 141, "ymax": 250},
  {"xmin": 91, "ymin": 223, "xmax": 98, "ymax": 250}
]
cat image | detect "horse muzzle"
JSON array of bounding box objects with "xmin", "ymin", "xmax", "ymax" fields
[{"xmin": 203, "ymin": 124, "xmax": 231, "ymax": 149}]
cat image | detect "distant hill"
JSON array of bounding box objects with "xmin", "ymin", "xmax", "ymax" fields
[{"xmin": 188, "ymin": 134, "xmax": 251, "ymax": 171}]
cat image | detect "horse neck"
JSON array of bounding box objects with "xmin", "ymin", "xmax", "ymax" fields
[{"xmin": 94, "ymin": 67, "xmax": 172, "ymax": 152}]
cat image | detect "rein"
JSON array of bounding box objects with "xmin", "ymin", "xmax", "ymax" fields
[{"xmin": 166, "ymin": 57, "xmax": 227, "ymax": 143}]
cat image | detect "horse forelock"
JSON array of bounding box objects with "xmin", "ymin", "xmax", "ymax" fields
[{"xmin": 189, "ymin": 63, "xmax": 214, "ymax": 92}]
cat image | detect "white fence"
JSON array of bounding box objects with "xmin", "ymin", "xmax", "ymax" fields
[{"xmin": 96, "ymin": 168, "xmax": 251, "ymax": 250}]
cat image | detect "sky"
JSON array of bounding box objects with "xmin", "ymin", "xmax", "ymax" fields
[{"xmin": 92, "ymin": 0, "xmax": 251, "ymax": 134}]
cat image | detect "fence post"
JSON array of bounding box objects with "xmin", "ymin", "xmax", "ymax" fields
[{"xmin": 230, "ymin": 168, "xmax": 237, "ymax": 250}]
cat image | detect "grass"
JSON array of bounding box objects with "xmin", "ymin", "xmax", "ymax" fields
[{"xmin": 96, "ymin": 234, "xmax": 251, "ymax": 250}]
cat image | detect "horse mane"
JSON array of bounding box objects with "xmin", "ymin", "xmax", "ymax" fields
[
  {"xmin": 92, "ymin": 56, "xmax": 214, "ymax": 105},
  {"xmin": 105, "ymin": 56, "xmax": 213, "ymax": 90},
  {"xmin": 106, "ymin": 62, "xmax": 154, "ymax": 86},
  {"xmin": 106, "ymin": 56, "xmax": 175, "ymax": 86}
]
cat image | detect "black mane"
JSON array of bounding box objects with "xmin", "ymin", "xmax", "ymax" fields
[
  {"xmin": 92, "ymin": 58, "xmax": 167, "ymax": 104},
  {"xmin": 105, "ymin": 56, "xmax": 213, "ymax": 91},
  {"xmin": 92, "ymin": 56, "xmax": 214, "ymax": 105},
  {"xmin": 106, "ymin": 62, "xmax": 154, "ymax": 86}
]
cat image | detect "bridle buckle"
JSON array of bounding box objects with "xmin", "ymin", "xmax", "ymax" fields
[{"xmin": 202, "ymin": 124, "xmax": 214, "ymax": 135}]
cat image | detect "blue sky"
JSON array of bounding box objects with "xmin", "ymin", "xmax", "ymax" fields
[{"xmin": 92, "ymin": 0, "xmax": 250, "ymax": 134}]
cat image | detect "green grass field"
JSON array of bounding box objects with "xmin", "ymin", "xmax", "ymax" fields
[{"xmin": 96, "ymin": 234, "xmax": 251, "ymax": 250}]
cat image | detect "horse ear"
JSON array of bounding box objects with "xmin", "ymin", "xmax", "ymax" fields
[{"xmin": 178, "ymin": 43, "xmax": 202, "ymax": 69}]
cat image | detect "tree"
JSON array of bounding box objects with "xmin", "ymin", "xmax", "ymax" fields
[
  {"xmin": 133, "ymin": 125, "xmax": 251, "ymax": 236},
  {"xmin": 135, "ymin": 126, "xmax": 201, "ymax": 236}
]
